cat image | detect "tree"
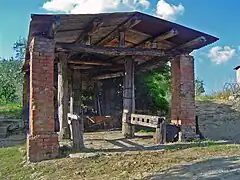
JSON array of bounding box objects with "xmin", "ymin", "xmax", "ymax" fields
[
  {"xmin": 195, "ymin": 78, "xmax": 205, "ymax": 96},
  {"xmin": 136, "ymin": 65, "xmax": 171, "ymax": 115},
  {"xmin": 13, "ymin": 37, "xmax": 27, "ymax": 61},
  {"xmin": 0, "ymin": 37, "xmax": 26, "ymax": 103}
]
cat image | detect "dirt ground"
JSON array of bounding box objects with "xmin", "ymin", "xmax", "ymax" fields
[
  {"xmin": 2, "ymin": 131, "xmax": 240, "ymax": 179},
  {"xmin": 146, "ymin": 155, "xmax": 240, "ymax": 180}
]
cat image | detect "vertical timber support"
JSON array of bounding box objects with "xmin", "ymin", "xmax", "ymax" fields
[
  {"xmin": 58, "ymin": 54, "xmax": 70, "ymax": 140},
  {"xmin": 71, "ymin": 69, "xmax": 84, "ymax": 149},
  {"xmin": 120, "ymin": 30, "xmax": 135, "ymax": 138},
  {"xmin": 27, "ymin": 37, "xmax": 59, "ymax": 162},
  {"xmin": 122, "ymin": 57, "xmax": 135, "ymax": 137},
  {"xmin": 171, "ymin": 54, "xmax": 196, "ymax": 141},
  {"xmin": 22, "ymin": 71, "xmax": 30, "ymax": 124}
]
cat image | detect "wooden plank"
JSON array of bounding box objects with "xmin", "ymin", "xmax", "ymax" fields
[
  {"xmin": 154, "ymin": 29, "xmax": 178, "ymax": 42},
  {"xmin": 58, "ymin": 54, "xmax": 70, "ymax": 140},
  {"xmin": 56, "ymin": 43, "xmax": 167, "ymax": 57},
  {"xmin": 176, "ymin": 36, "xmax": 206, "ymax": 50},
  {"xmin": 69, "ymin": 65, "xmax": 93, "ymax": 70},
  {"xmin": 130, "ymin": 114, "xmax": 160, "ymax": 128},
  {"xmin": 96, "ymin": 14, "xmax": 142, "ymax": 46},
  {"xmin": 68, "ymin": 113, "xmax": 79, "ymax": 120},
  {"xmin": 93, "ymin": 72, "xmax": 124, "ymax": 80},
  {"xmin": 68, "ymin": 60, "xmax": 112, "ymax": 66}
]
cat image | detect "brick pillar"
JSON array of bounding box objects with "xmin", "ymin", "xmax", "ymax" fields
[
  {"xmin": 27, "ymin": 36, "xmax": 59, "ymax": 162},
  {"xmin": 171, "ymin": 54, "xmax": 196, "ymax": 141}
]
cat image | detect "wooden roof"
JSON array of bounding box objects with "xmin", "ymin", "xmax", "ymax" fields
[{"xmin": 24, "ymin": 11, "xmax": 219, "ymax": 77}]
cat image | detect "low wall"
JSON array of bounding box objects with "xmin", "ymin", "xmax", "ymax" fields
[{"xmin": 196, "ymin": 100, "xmax": 240, "ymax": 142}]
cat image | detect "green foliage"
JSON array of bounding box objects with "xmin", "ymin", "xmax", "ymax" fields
[
  {"xmin": 13, "ymin": 37, "xmax": 27, "ymax": 61},
  {"xmin": 136, "ymin": 65, "xmax": 171, "ymax": 114},
  {"xmin": 0, "ymin": 58, "xmax": 23, "ymax": 103},
  {"xmin": 195, "ymin": 78, "xmax": 205, "ymax": 96},
  {"xmin": 0, "ymin": 37, "xmax": 26, "ymax": 104},
  {"xmin": 0, "ymin": 103, "xmax": 22, "ymax": 118}
]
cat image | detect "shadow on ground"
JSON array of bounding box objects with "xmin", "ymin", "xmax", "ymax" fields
[
  {"xmin": 144, "ymin": 155, "xmax": 240, "ymax": 180},
  {"xmin": 61, "ymin": 132, "xmax": 233, "ymax": 156}
]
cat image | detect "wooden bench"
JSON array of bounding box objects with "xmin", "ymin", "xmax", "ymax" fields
[{"xmin": 130, "ymin": 114, "xmax": 166, "ymax": 144}]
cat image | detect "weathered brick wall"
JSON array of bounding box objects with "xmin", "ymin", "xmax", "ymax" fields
[
  {"xmin": 27, "ymin": 36, "xmax": 59, "ymax": 162},
  {"xmin": 171, "ymin": 54, "xmax": 196, "ymax": 141}
]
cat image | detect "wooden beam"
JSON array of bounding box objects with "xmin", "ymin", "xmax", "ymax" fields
[
  {"xmin": 48, "ymin": 15, "xmax": 61, "ymax": 38},
  {"xmin": 96, "ymin": 14, "xmax": 142, "ymax": 46},
  {"xmin": 69, "ymin": 65, "xmax": 93, "ymax": 70},
  {"xmin": 154, "ymin": 29, "xmax": 178, "ymax": 42},
  {"xmin": 56, "ymin": 43, "xmax": 167, "ymax": 57},
  {"xmin": 103, "ymin": 29, "xmax": 178, "ymax": 64},
  {"xmin": 75, "ymin": 18, "xmax": 103, "ymax": 44},
  {"xmin": 68, "ymin": 60, "xmax": 112, "ymax": 66},
  {"xmin": 176, "ymin": 36, "xmax": 207, "ymax": 50},
  {"xmin": 93, "ymin": 72, "xmax": 124, "ymax": 80}
]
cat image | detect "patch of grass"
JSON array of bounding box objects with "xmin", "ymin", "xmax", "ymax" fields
[
  {"xmin": 196, "ymin": 91, "xmax": 231, "ymax": 102},
  {"xmin": 164, "ymin": 140, "xmax": 231, "ymax": 151},
  {"xmin": 1, "ymin": 142, "xmax": 240, "ymax": 180},
  {"xmin": 0, "ymin": 103, "xmax": 22, "ymax": 118}
]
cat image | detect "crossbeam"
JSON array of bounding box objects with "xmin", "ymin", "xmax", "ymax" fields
[
  {"xmin": 96, "ymin": 14, "xmax": 142, "ymax": 46},
  {"xmin": 56, "ymin": 43, "xmax": 167, "ymax": 57},
  {"xmin": 68, "ymin": 60, "xmax": 112, "ymax": 66}
]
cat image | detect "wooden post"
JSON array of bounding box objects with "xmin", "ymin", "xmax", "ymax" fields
[
  {"xmin": 58, "ymin": 54, "xmax": 70, "ymax": 140},
  {"xmin": 70, "ymin": 69, "xmax": 84, "ymax": 147},
  {"xmin": 122, "ymin": 57, "xmax": 135, "ymax": 137},
  {"xmin": 72, "ymin": 69, "xmax": 82, "ymax": 115},
  {"xmin": 120, "ymin": 31, "xmax": 135, "ymax": 138},
  {"xmin": 69, "ymin": 69, "xmax": 74, "ymax": 140},
  {"xmin": 156, "ymin": 117, "xmax": 166, "ymax": 144},
  {"xmin": 68, "ymin": 114, "xmax": 84, "ymax": 150},
  {"xmin": 22, "ymin": 71, "xmax": 30, "ymax": 124}
]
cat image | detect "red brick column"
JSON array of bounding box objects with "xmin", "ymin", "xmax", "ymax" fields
[
  {"xmin": 27, "ymin": 36, "xmax": 59, "ymax": 162},
  {"xmin": 171, "ymin": 54, "xmax": 196, "ymax": 141}
]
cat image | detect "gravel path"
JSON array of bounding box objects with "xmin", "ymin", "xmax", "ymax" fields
[{"xmin": 146, "ymin": 155, "xmax": 240, "ymax": 180}]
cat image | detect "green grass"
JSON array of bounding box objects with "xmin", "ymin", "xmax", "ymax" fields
[
  {"xmin": 1, "ymin": 142, "xmax": 240, "ymax": 180},
  {"xmin": 0, "ymin": 103, "xmax": 22, "ymax": 118},
  {"xmin": 196, "ymin": 91, "xmax": 231, "ymax": 102}
]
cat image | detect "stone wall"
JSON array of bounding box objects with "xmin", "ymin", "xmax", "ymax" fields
[{"xmin": 196, "ymin": 100, "xmax": 240, "ymax": 142}]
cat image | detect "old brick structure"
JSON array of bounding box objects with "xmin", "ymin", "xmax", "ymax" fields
[
  {"xmin": 171, "ymin": 54, "xmax": 196, "ymax": 140},
  {"xmin": 27, "ymin": 37, "xmax": 58, "ymax": 162},
  {"xmin": 23, "ymin": 12, "xmax": 218, "ymax": 162}
]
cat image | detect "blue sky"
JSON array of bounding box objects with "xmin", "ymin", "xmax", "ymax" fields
[{"xmin": 0, "ymin": 0, "xmax": 240, "ymax": 94}]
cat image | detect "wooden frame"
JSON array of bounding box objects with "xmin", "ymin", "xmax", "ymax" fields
[{"xmin": 130, "ymin": 114, "xmax": 166, "ymax": 144}]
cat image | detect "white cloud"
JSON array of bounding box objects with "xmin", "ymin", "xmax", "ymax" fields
[
  {"xmin": 42, "ymin": 0, "xmax": 151, "ymax": 14},
  {"xmin": 155, "ymin": 0, "xmax": 184, "ymax": 21},
  {"xmin": 208, "ymin": 46, "xmax": 236, "ymax": 65},
  {"xmin": 138, "ymin": 0, "xmax": 151, "ymax": 9}
]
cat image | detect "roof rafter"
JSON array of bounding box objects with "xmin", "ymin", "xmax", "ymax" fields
[{"xmin": 95, "ymin": 13, "xmax": 142, "ymax": 46}]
